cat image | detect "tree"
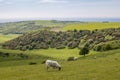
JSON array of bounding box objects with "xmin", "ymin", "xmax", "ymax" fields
[
  {"xmin": 79, "ymin": 46, "xmax": 89, "ymax": 56},
  {"xmin": 103, "ymin": 44, "xmax": 112, "ymax": 51}
]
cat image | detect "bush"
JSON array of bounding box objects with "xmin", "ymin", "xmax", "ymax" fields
[
  {"xmin": 103, "ymin": 44, "xmax": 112, "ymax": 51},
  {"xmin": 56, "ymin": 44, "xmax": 66, "ymax": 49},
  {"xmin": 2, "ymin": 28, "xmax": 120, "ymax": 51},
  {"xmin": 79, "ymin": 46, "xmax": 89, "ymax": 56},
  {"xmin": 68, "ymin": 41, "xmax": 78, "ymax": 49},
  {"xmin": 36, "ymin": 43, "xmax": 49, "ymax": 49},
  {"xmin": 93, "ymin": 44, "xmax": 103, "ymax": 51},
  {"xmin": 93, "ymin": 40, "xmax": 120, "ymax": 51}
]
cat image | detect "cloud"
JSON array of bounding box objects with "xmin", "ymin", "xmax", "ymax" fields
[
  {"xmin": 0, "ymin": 0, "xmax": 13, "ymax": 5},
  {"xmin": 0, "ymin": 0, "xmax": 4, "ymax": 2},
  {"xmin": 39, "ymin": 0, "xmax": 68, "ymax": 3}
]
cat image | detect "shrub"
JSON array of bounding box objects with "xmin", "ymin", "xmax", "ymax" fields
[
  {"xmin": 93, "ymin": 44, "xmax": 103, "ymax": 51},
  {"xmin": 93, "ymin": 40, "xmax": 120, "ymax": 51},
  {"xmin": 79, "ymin": 46, "xmax": 89, "ymax": 56},
  {"xmin": 56, "ymin": 44, "xmax": 66, "ymax": 49},
  {"xmin": 68, "ymin": 41, "xmax": 78, "ymax": 49},
  {"xmin": 103, "ymin": 44, "xmax": 112, "ymax": 51}
]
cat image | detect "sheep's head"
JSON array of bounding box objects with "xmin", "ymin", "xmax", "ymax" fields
[{"xmin": 59, "ymin": 67, "xmax": 61, "ymax": 71}]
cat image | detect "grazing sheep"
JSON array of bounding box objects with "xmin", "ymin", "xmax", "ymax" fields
[
  {"xmin": 74, "ymin": 57, "xmax": 78, "ymax": 61},
  {"xmin": 67, "ymin": 57, "xmax": 78, "ymax": 61},
  {"xmin": 45, "ymin": 60, "xmax": 61, "ymax": 71}
]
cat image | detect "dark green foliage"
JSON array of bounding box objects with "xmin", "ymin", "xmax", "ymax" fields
[
  {"xmin": 68, "ymin": 41, "xmax": 79, "ymax": 49},
  {"xmin": 36, "ymin": 42, "xmax": 49, "ymax": 49},
  {"xmin": 17, "ymin": 53, "xmax": 28, "ymax": 59},
  {"xmin": 56, "ymin": 44, "xmax": 66, "ymax": 49},
  {"xmin": 93, "ymin": 40, "xmax": 120, "ymax": 51},
  {"xmin": 103, "ymin": 44, "xmax": 112, "ymax": 51},
  {"xmin": 94, "ymin": 45, "xmax": 103, "ymax": 51},
  {"xmin": 2, "ymin": 28, "xmax": 120, "ymax": 51},
  {"xmin": 3, "ymin": 30, "xmax": 89, "ymax": 50},
  {"xmin": 0, "ymin": 52, "xmax": 28, "ymax": 60},
  {"xmin": 0, "ymin": 52, "xmax": 9, "ymax": 57},
  {"xmin": 79, "ymin": 46, "xmax": 89, "ymax": 56}
]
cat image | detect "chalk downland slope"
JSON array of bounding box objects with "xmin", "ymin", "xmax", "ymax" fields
[{"xmin": 63, "ymin": 22, "xmax": 120, "ymax": 31}]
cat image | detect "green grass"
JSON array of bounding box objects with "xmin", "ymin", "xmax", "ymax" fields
[
  {"xmin": 0, "ymin": 31, "xmax": 120, "ymax": 80},
  {"xmin": 63, "ymin": 22, "xmax": 120, "ymax": 31},
  {"xmin": 0, "ymin": 48, "xmax": 100, "ymax": 60},
  {"xmin": 28, "ymin": 48, "xmax": 80, "ymax": 60},
  {"xmin": 0, "ymin": 49, "xmax": 120, "ymax": 80},
  {"xmin": 0, "ymin": 42, "xmax": 120, "ymax": 80},
  {"xmin": 0, "ymin": 48, "xmax": 78, "ymax": 59},
  {"xmin": 0, "ymin": 34, "xmax": 20, "ymax": 43}
]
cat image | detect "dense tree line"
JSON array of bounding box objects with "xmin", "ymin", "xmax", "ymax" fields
[{"xmin": 2, "ymin": 28, "xmax": 120, "ymax": 51}]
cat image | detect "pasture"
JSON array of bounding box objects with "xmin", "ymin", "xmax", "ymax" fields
[
  {"xmin": 0, "ymin": 34, "xmax": 20, "ymax": 44},
  {"xmin": 63, "ymin": 22, "xmax": 120, "ymax": 31},
  {"xmin": 0, "ymin": 49, "xmax": 120, "ymax": 80},
  {"xmin": 0, "ymin": 29, "xmax": 120, "ymax": 80}
]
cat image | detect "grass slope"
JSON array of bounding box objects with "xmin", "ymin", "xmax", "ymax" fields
[
  {"xmin": 63, "ymin": 22, "xmax": 120, "ymax": 31},
  {"xmin": 0, "ymin": 27, "xmax": 120, "ymax": 80},
  {"xmin": 0, "ymin": 20, "xmax": 80, "ymax": 34},
  {"xmin": 0, "ymin": 34, "xmax": 20, "ymax": 44},
  {"xmin": 0, "ymin": 48, "xmax": 79, "ymax": 60},
  {"xmin": 0, "ymin": 49, "xmax": 120, "ymax": 80}
]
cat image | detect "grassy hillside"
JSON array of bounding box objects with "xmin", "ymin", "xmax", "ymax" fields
[
  {"xmin": 0, "ymin": 22, "xmax": 120, "ymax": 80},
  {"xmin": 0, "ymin": 20, "xmax": 80, "ymax": 34},
  {"xmin": 0, "ymin": 34, "xmax": 20, "ymax": 44},
  {"xmin": 0, "ymin": 48, "xmax": 79, "ymax": 60},
  {"xmin": 0, "ymin": 49, "xmax": 120, "ymax": 80},
  {"xmin": 63, "ymin": 22, "xmax": 120, "ymax": 31},
  {"xmin": 1, "ymin": 21, "xmax": 120, "ymax": 34}
]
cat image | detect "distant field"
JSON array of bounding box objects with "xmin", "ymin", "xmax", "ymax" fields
[
  {"xmin": 63, "ymin": 22, "xmax": 120, "ymax": 31},
  {"xmin": 0, "ymin": 20, "xmax": 80, "ymax": 34},
  {"xmin": 0, "ymin": 34, "xmax": 20, "ymax": 43},
  {"xmin": 35, "ymin": 20, "xmax": 65, "ymax": 27}
]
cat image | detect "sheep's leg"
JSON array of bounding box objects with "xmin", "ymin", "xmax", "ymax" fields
[{"xmin": 46, "ymin": 66, "xmax": 49, "ymax": 71}]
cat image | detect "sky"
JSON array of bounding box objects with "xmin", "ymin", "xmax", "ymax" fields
[{"xmin": 0, "ymin": 0, "xmax": 120, "ymax": 19}]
